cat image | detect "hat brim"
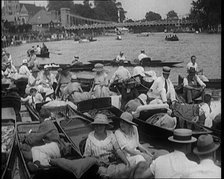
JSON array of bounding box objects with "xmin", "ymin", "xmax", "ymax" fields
[
  {"xmin": 168, "ymin": 136, "xmax": 197, "ymax": 143},
  {"xmin": 193, "ymin": 143, "xmax": 220, "ymax": 155},
  {"xmin": 92, "ymin": 68, "xmax": 105, "ymax": 72},
  {"xmin": 90, "ymin": 122, "xmax": 113, "ymax": 128},
  {"xmin": 120, "ymin": 118, "xmax": 138, "ymax": 126},
  {"xmin": 163, "ymin": 71, "xmax": 170, "ymax": 74}
]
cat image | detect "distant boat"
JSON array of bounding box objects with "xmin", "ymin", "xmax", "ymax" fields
[
  {"xmin": 79, "ymin": 39, "xmax": 90, "ymax": 43},
  {"xmin": 116, "ymin": 36, "xmax": 122, "ymax": 40},
  {"xmin": 88, "ymin": 57, "xmax": 183, "ymax": 67},
  {"xmin": 165, "ymin": 35, "xmax": 179, "ymax": 41},
  {"xmin": 137, "ymin": 32, "xmax": 151, "ymax": 37}
]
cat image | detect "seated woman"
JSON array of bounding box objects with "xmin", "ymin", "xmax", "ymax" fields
[
  {"xmin": 115, "ymin": 112, "xmax": 169, "ymax": 166},
  {"xmin": 83, "ymin": 113, "xmax": 130, "ymax": 177}
]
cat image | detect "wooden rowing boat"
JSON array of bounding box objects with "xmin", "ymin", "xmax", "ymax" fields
[
  {"xmin": 38, "ymin": 63, "xmax": 94, "ymax": 72},
  {"xmin": 76, "ymin": 98, "xmax": 213, "ymax": 144},
  {"xmin": 1, "ymin": 108, "xmax": 17, "ymax": 179},
  {"xmin": 36, "ymin": 52, "xmax": 50, "ymax": 58},
  {"xmin": 88, "ymin": 57, "xmax": 183, "ymax": 67},
  {"xmin": 16, "ymin": 119, "xmax": 99, "ymax": 179},
  {"xmin": 177, "ymin": 75, "xmax": 221, "ymax": 89}
]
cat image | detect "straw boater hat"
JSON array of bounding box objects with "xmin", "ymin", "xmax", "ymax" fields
[
  {"xmin": 144, "ymin": 71, "xmax": 157, "ymax": 82},
  {"xmin": 92, "ymin": 63, "xmax": 105, "ymax": 72},
  {"xmin": 71, "ymin": 74, "xmax": 77, "ymax": 82},
  {"xmin": 137, "ymin": 94, "xmax": 147, "ymax": 105},
  {"xmin": 91, "ymin": 113, "xmax": 113, "ymax": 128},
  {"xmin": 119, "ymin": 112, "xmax": 137, "ymax": 126},
  {"xmin": 168, "ymin": 128, "xmax": 197, "ymax": 143},
  {"xmin": 22, "ymin": 59, "xmax": 28, "ymax": 64},
  {"xmin": 162, "ymin": 66, "xmax": 171, "ymax": 74},
  {"xmin": 193, "ymin": 134, "xmax": 220, "ymax": 155}
]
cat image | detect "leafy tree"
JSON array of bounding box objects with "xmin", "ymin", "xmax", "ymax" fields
[
  {"xmin": 167, "ymin": 10, "xmax": 178, "ymax": 20},
  {"xmin": 47, "ymin": 0, "xmax": 74, "ymax": 11},
  {"xmin": 145, "ymin": 11, "xmax": 162, "ymax": 21},
  {"xmin": 188, "ymin": 0, "xmax": 221, "ymax": 29}
]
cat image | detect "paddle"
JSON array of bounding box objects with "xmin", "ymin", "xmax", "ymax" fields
[{"xmin": 50, "ymin": 51, "xmax": 62, "ymax": 55}]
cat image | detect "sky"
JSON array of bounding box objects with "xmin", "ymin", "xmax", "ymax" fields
[{"xmin": 3, "ymin": 0, "xmax": 193, "ymax": 20}]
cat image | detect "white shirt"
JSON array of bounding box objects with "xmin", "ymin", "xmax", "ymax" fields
[
  {"xmin": 184, "ymin": 159, "xmax": 221, "ymax": 178},
  {"xmin": 183, "ymin": 75, "xmax": 206, "ymax": 87},
  {"xmin": 150, "ymin": 150, "xmax": 198, "ymax": 178},
  {"xmin": 133, "ymin": 66, "xmax": 145, "ymax": 77},
  {"xmin": 138, "ymin": 53, "xmax": 148, "ymax": 61},
  {"xmin": 19, "ymin": 65, "xmax": 31, "ymax": 77},
  {"xmin": 187, "ymin": 61, "xmax": 198, "ymax": 71},
  {"xmin": 116, "ymin": 55, "xmax": 126, "ymax": 62},
  {"xmin": 110, "ymin": 66, "xmax": 131, "ymax": 83},
  {"xmin": 149, "ymin": 76, "xmax": 176, "ymax": 102}
]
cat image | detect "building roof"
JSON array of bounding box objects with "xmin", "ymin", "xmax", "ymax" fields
[
  {"xmin": 28, "ymin": 9, "xmax": 53, "ymax": 25},
  {"xmin": 20, "ymin": 3, "xmax": 45, "ymax": 17}
]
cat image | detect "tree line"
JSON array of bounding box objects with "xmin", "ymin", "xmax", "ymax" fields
[
  {"xmin": 47, "ymin": 0, "xmax": 126, "ymax": 22},
  {"xmin": 47, "ymin": 0, "xmax": 221, "ymax": 30}
]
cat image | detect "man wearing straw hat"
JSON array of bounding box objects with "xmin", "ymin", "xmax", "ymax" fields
[
  {"xmin": 141, "ymin": 129, "xmax": 198, "ymax": 178},
  {"xmin": 19, "ymin": 59, "xmax": 31, "ymax": 77},
  {"xmin": 115, "ymin": 51, "xmax": 126, "ymax": 63},
  {"xmin": 147, "ymin": 66, "xmax": 176, "ymax": 105},
  {"xmin": 184, "ymin": 134, "xmax": 221, "ymax": 178},
  {"xmin": 110, "ymin": 60, "xmax": 131, "ymax": 84}
]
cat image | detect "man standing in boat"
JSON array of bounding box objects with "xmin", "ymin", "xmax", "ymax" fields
[
  {"xmin": 138, "ymin": 49, "xmax": 148, "ymax": 62},
  {"xmin": 110, "ymin": 60, "xmax": 131, "ymax": 84},
  {"xmin": 147, "ymin": 66, "xmax": 176, "ymax": 105},
  {"xmin": 115, "ymin": 51, "xmax": 126, "ymax": 63}
]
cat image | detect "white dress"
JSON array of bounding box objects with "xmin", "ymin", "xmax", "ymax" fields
[
  {"xmin": 115, "ymin": 126, "xmax": 146, "ymax": 166},
  {"xmin": 84, "ymin": 130, "xmax": 126, "ymax": 177}
]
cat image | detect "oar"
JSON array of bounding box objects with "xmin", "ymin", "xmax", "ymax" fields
[{"xmin": 50, "ymin": 51, "xmax": 62, "ymax": 55}]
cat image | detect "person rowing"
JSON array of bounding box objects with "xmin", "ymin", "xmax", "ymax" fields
[
  {"xmin": 115, "ymin": 51, "xmax": 126, "ymax": 63},
  {"xmin": 187, "ymin": 55, "xmax": 208, "ymax": 82}
]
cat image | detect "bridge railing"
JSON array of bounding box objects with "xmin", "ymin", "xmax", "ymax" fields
[{"xmin": 66, "ymin": 19, "xmax": 196, "ymax": 30}]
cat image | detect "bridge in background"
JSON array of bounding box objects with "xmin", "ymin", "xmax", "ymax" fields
[{"xmin": 60, "ymin": 8, "xmax": 197, "ymax": 32}]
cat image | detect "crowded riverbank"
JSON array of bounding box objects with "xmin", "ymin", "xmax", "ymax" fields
[{"xmin": 2, "ymin": 32, "xmax": 221, "ymax": 179}]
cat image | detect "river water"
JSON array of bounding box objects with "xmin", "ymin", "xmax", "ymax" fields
[{"xmin": 6, "ymin": 32, "xmax": 221, "ymax": 84}]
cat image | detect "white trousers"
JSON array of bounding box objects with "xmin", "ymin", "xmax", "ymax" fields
[{"xmin": 31, "ymin": 142, "xmax": 61, "ymax": 166}]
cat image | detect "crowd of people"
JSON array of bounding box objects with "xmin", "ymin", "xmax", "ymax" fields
[{"xmin": 1, "ymin": 47, "xmax": 221, "ymax": 178}]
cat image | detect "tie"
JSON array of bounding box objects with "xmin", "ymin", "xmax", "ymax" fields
[{"xmin": 165, "ymin": 79, "xmax": 168, "ymax": 93}]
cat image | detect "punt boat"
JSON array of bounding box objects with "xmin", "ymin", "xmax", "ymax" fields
[
  {"xmin": 38, "ymin": 63, "xmax": 94, "ymax": 72},
  {"xmin": 165, "ymin": 36, "xmax": 179, "ymax": 41},
  {"xmin": 76, "ymin": 98, "xmax": 213, "ymax": 146},
  {"xmin": 88, "ymin": 57, "xmax": 183, "ymax": 67},
  {"xmin": 36, "ymin": 52, "xmax": 50, "ymax": 58},
  {"xmin": 1, "ymin": 108, "xmax": 17, "ymax": 179},
  {"xmin": 16, "ymin": 119, "xmax": 99, "ymax": 179},
  {"xmin": 177, "ymin": 75, "xmax": 221, "ymax": 90}
]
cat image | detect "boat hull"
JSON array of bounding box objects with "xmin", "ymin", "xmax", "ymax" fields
[
  {"xmin": 36, "ymin": 52, "xmax": 50, "ymax": 58},
  {"xmin": 88, "ymin": 59, "xmax": 183, "ymax": 67}
]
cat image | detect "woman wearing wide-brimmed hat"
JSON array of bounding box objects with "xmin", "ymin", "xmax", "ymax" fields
[
  {"xmin": 92, "ymin": 63, "xmax": 111, "ymax": 98},
  {"xmin": 115, "ymin": 112, "xmax": 168, "ymax": 167},
  {"xmin": 83, "ymin": 113, "xmax": 130, "ymax": 177}
]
